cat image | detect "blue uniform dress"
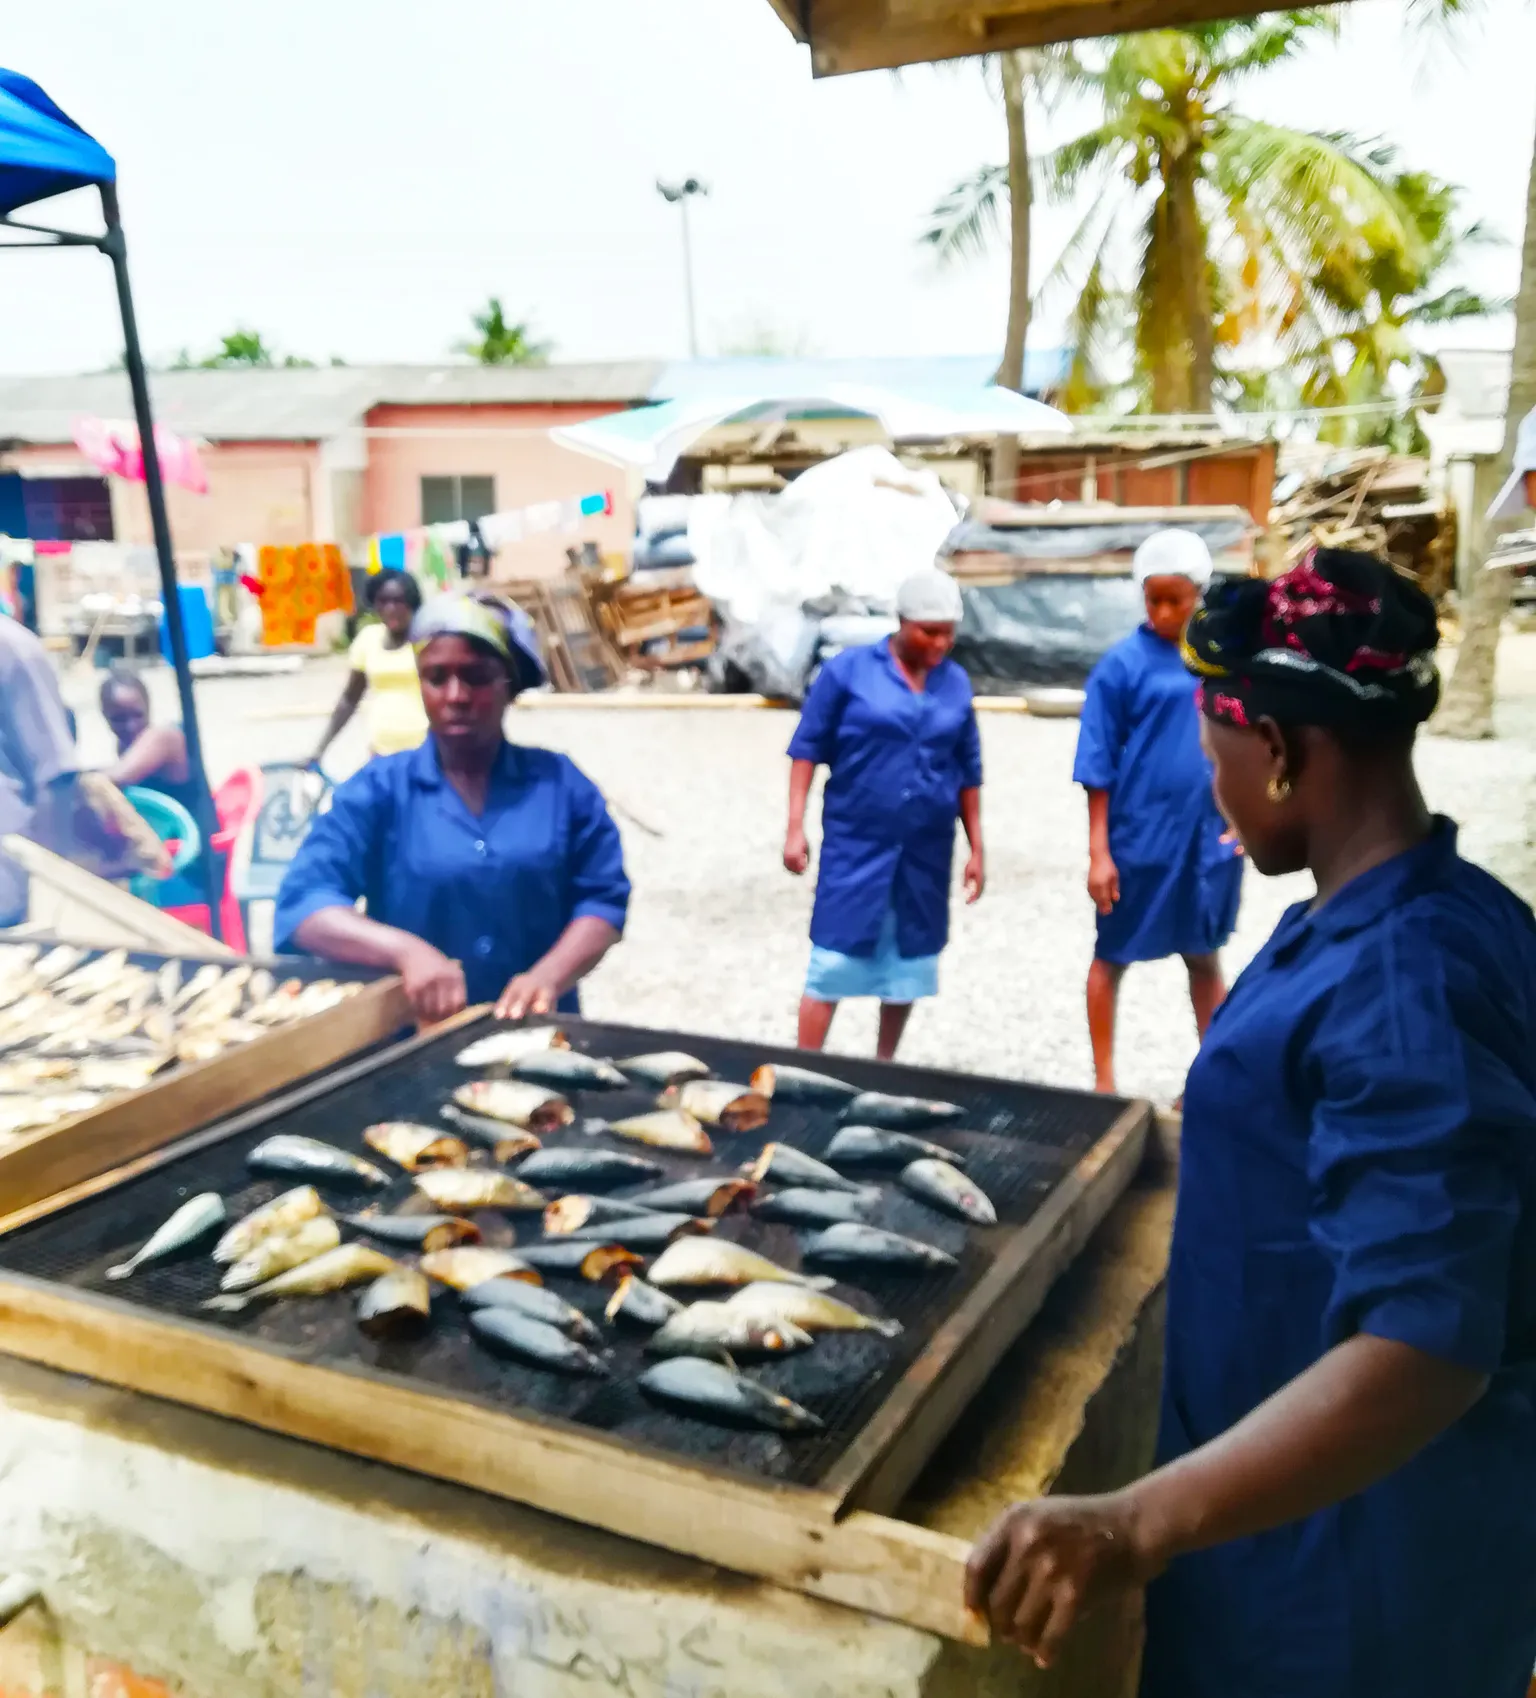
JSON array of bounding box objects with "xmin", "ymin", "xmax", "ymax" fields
[
  {"xmin": 1143, "ymin": 821, "xmax": 1536, "ymax": 1698},
  {"xmin": 274, "ymin": 737, "xmax": 629, "ymax": 1011},
  {"xmin": 1073, "ymin": 625, "xmax": 1242, "ymax": 963},
  {"xmin": 788, "ymin": 639, "xmax": 981, "ymax": 1003}
]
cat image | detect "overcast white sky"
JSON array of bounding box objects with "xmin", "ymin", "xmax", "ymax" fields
[{"xmin": 2, "ymin": 0, "xmax": 1534, "ymax": 374}]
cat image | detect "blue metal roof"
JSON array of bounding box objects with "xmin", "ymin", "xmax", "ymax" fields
[{"xmin": 650, "ymin": 352, "xmax": 1068, "ymax": 405}]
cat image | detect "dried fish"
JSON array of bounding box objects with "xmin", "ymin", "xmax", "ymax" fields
[
  {"xmin": 649, "ymin": 1301, "xmax": 813, "ymax": 1364},
  {"xmin": 413, "ymin": 1168, "xmax": 546, "ymax": 1214},
  {"xmin": 214, "ymin": 1186, "xmax": 327, "ymax": 1264},
  {"xmin": 543, "ymin": 1193, "xmax": 658, "ymax": 1236},
  {"xmin": 647, "ymin": 1237, "xmax": 828, "ymax": 1291},
  {"xmin": 31, "ymin": 946, "xmax": 87, "ymax": 986},
  {"xmin": 438, "ymin": 1104, "xmax": 541, "ymax": 1164},
  {"xmin": 751, "ymin": 1186, "xmax": 878, "ymax": 1228},
  {"xmin": 169, "ymin": 964, "xmax": 223, "ymax": 1011},
  {"xmin": 205, "ymin": 1243, "xmax": 398, "ymax": 1312},
  {"xmin": 840, "ymin": 1092, "xmax": 963, "ymax": 1130},
  {"xmin": 899, "ymin": 1158, "xmax": 996, "ymax": 1226},
  {"xmin": 106, "ymin": 1193, "xmax": 227, "ymax": 1281},
  {"xmin": 622, "ymin": 1177, "xmax": 756, "ymax": 1218},
  {"xmin": 744, "ymin": 1143, "xmax": 865, "ymax": 1194},
  {"xmin": 824, "ymin": 1127, "xmax": 966, "ymax": 1169},
  {"xmin": 454, "ymin": 1026, "xmax": 568, "ymax": 1069},
  {"xmin": 460, "ymin": 1279, "xmax": 603, "ymax": 1343},
  {"xmin": 420, "ymin": 1247, "xmax": 539, "ymax": 1291},
  {"xmin": 220, "ymin": 1215, "xmax": 341, "ymax": 1292},
  {"xmin": 341, "ymin": 1211, "xmax": 482, "ymax": 1252},
  {"xmin": 512, "ymin": 1147, "xmax": 661, "ymax": 1191},
  {"xmin": 565, "ymin": 1212, "xmax": 713, "ymax": 1251},
  {"xmin": 748, "ymin": 1063, "xmax": 859, "ymax": 1104},
  {"xmin": 357, "ymin": 1268, "xmax": 433, "ymax": 1339},
  {"xmin": 510, "ymin": 1050, "xmax": 628, "ymax": 1091},
  {"xmin": 516, "ymin": 1241, "xmax": 643, "ymax": 1281},
  {"xmin": 602, "ymin": 1109, "xmax": 712, "ymax": 1156},
  {"xmin": 616, "ymin": 1051, "xmax": 711, "ymax": 1086},
  {"xmin": 468, "ymin": 1308, "xmax": 609, "ymax": 1376},
  {"xmin": 725, "ymin": 1282, "xmax": 902, "ymax": 1339},
  {"xmin": 604, "ymin": 1274, "xmax": 683, "ymax": 1329},
  {"xmin": 801, "ymin": 1222, "xmax": 957, "ymax": 1272},
  {"xmin": 637, "ymin": 1358, "xmax": 822, "ymax": 1433},
  {"xmin": 658, "ymin": 1081, "xmax": 770, "ymax": 1134},
  {"xmin": 363, "ymin": 1122, "xmax": 470, "ymax": 1173},
  {"xmin": 453, "ymin": 1079, "xmax": 573, "ymax": 1133},
  {"xmin": 247, "ymin": 1135, "xmax": 390, "ymax": 1190}
]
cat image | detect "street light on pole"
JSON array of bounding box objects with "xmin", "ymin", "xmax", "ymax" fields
[{"xmin": 656, "ymin": 177, "xmax": 708, "ymax": 358}]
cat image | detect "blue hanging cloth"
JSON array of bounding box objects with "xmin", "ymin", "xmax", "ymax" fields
[{"xmin": 0, "ymin": 70, "xmax": 115, "ymax": 217}]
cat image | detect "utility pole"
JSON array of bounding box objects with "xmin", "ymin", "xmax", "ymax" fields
[{"xmin": 656, "ymin": 178, "xmax": 708, "ymax": 358}]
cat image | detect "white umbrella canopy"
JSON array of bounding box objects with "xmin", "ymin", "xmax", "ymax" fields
[{"xmin": 553, "ymin": 383, "xmax": 1070, "ymax": 483}]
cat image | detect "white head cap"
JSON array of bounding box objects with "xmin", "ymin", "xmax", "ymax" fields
[
  {"xmin": 896, "ymin": 568, "xmax": 964, "ymax": 624},
  {"xmin": 1132, "ymin": 528, "xmax": 1215, "ymax": 587}
]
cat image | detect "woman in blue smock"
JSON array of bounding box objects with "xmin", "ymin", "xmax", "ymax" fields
[
  {"xmin": 967, "ymin": 549, "xmax": 1536, "ymax": 1697},
  {"xmin": 1074, "ymin": 528, "xmax": 1243, "ymax": 1093},
  {"xmin": 784, "ymin": 569, "xmax": 984, "ymax": 1059},
  {"xmin": 276, "ymin": 594, "xmax": 629, "ymax": 1024}
]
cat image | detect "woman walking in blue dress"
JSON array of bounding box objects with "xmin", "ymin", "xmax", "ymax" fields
[
  {"xmin": 967, "ymin": 549, "xmax": 1536, "ymax": 1697},
  {"xmin": 783, "ymin": 569, "xmax": 984, "ymax": 1059},
  {"xmin": 1073, "ymin": 529, "xmax": 1243, "ymax": 1093}
]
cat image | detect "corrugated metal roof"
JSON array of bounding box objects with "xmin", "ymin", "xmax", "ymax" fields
[
  {"xmin": 652, "ymin": 352, "xmax": 1067, "ymax": 403},
  {"xmin": 0, "ymin": 361, "xmax": 664, "ymax": 444}
]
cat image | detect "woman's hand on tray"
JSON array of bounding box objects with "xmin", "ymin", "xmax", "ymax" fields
[
  {"xmin": 495, "ymin": 970, "xmax": 558, "ymax": 1023},
  {"xmin": 395, "ymin": 936, "xmax": 467, "ymax": 1025}
]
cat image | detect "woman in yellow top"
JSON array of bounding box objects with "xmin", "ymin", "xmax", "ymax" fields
[{"xmin": 312, "ymin": 570, "xmax": 430, "ymax": 766}]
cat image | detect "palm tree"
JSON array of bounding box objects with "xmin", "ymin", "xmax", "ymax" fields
[
  {"xmin": 1036, "ymin": 15, "xmax": 1414, "ymax": 414},
  {"xmin": 455, "ymin": 298, "xmax": 551, "ymax": 366},
  {"xmin": 169, "ymin": 329, "xmax": 315, "ymax": 369}
]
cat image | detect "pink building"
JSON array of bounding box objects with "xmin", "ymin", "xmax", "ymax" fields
[{"xmin": 0, "ymin": 363, "xmax": 657, "ymax": 578}]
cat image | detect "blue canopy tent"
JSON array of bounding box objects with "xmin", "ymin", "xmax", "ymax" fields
[{"xmin": 0, "ymin": 70, "xmax": 222, "ymax": 935}]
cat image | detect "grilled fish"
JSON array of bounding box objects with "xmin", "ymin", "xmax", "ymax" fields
[
  {"xmin": 341, "ymin": 1211, "xmax": 482, "ymax": 1252},
  {"xmin": 840, "ymin": 1092, "xmax": 964, "ymax": 1130},
  {"xmin": 516, "ymin": 1241, "xmax": 643, "ymax": 1281},
  {"xmin": 214, "ymin": 1186, "xmax": 327, "ymax": 1264},
  {"xmin": 31, "ymin": 946, "xmax": 87, "ymax": 986},
  {"xmin": 357, "ymin": 1268, "xmax": 433, "ymax": 1339},
  {"xmin": 752, "ymin": 1186, "xmax": 878, "ymax": 1228},
  {"xmin": 420, "ymin": 1246, "xmax": 539, "ymax": 1290},
  {"xmin": 745, "ymin": 1143, "xmax": 865, "ymax": 1194},
  {"xmin": 658, "ymin": 1081, "xmax": 770, "ymax": 1133},
  {"xmin": 603, "ymin": 1109, "xmax": 712, "ymax": 1155},
  {"xmin": 649, "ymin": 1301, "xmax": 814, "ymax": 1364},
  {"xmin": 605, "ymin": 1274, "xmax": 683, "ymax": 1329},
  {"xmin": 468, "ymin": 1308, "xmax": 609, "ymax": 1376},
  {"xmin": 438, "ymin": 1104, "xmax": 541, "ymax": 1163},
  {"xmin": 106, "ymin": 1192, "xmax": 227, "ymax": 1281},
  {"xmin": 454, "ymin": 1026, "xmax": 568, "ymax": 1069},
  {"xmin": 363, "ymin": 1121, "xmax": 471, "ymax": 1172},
  {"xmin": 220, "ymin": 1215, "xmax": 341, "ymax": 1292},
  {"xmin": 638, "ymin": 1358, "xmax": 822, "ymax": 1433},
  {"xmin": 453, "ymin": 1079, "xmax": 573, "ymax": 1133},
  {"xmin": 801, "ymin": 1222, "xmax": 957, "ymax": 1271},
  {"xmin": 748, "ymin": 1063, "xmax": 859, "ymax": 1104},
  {"xmin": 899, "ymin": 1158, "xmax": 996, "ymax": 1225},
  {"xmin": 204, "ymin": 1243, "xmax": 398, "ymax": 1312},
  {"xmin": 824, "ymin": 1126, "xmax": 966, "ymax": 1169},
  {"xmin": 169, "ymin": 963, "xmax": 223, "ymax": 1011},
  {"xmin": 565, "ymin": 1211, "xmax": 713, "ymax": 1251},
  {"xmin": 513, "ymin": 1148, "xmax": 662, "ymax": 1190},
  {"xmin": 511, "ymin": 1050, "xmax": 628, "ymax": 1091},
  {"xmin": 725, "ymin": 1281, "xmax": 902, "ymax": 1338},
  {"xmin": 413, "ymin": 1168, "xmax": 546, "ymax": 1214},
  {"xmin": 622, "ymin": 1177, "xmax": 756, "ymax": 1218},
  {"xmin": 543, "ymin": 1193, "xmax": 660, "ymax": 1235},
  {"xmin": 247, "ymin": 1135, "xmax": 390, "ymax": 1190},
  {"xmin": 617, "ymin": 1051, "xmax": 711, "ymax": 1086},
  {"xmin": 647, "ymin": 1236, "xmax": 828, "ymax": 1291},
  {"xmin": 460, "ymin": 1278, "xmax": 603, "ymax": 1343}
]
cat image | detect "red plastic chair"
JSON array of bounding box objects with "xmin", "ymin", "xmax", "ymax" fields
[{"xmin": 165, "ymin": 769, "xmax": 265, "ymax": 953}]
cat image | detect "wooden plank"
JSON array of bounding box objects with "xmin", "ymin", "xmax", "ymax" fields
[
  {"xmin": 0, "ymin": 1271, "xmax": 984, "ymax": 1644},
  {"xmin": 4, "ymin": 836, "xmax": 239, "ymax": 958},
  {"xmin": 0, "ymin": 1004, "xmax": 488, "ymax": 1238},
  {"xmin": 0, "ymin": 975, "xmax": 414, "ymax": 1218},
  {"xmin": 823, "ymin": 1100, "xmax": 1151, "ymax": 1514}
]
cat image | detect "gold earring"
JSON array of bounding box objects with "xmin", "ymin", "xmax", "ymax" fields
[{"xmin": 1267, "ymin": 776, "xmax": 1292, "ymax": 804}]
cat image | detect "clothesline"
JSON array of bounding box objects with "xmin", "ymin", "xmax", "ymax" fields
[{"xmin": 364, "ymin": 490, "xmax": 615, "ymax": 585}]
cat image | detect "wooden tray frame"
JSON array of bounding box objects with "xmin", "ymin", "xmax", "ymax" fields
[
  {"xmin": 0, "ymin": 966, "xmax": 411, "ymax": 1219},
  {"xmin": 0, "ymin": 1020, "xmax": 1149, "ymax": 1644}
]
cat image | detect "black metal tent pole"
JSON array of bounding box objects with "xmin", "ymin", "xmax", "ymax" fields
[{"xmin": 97, "ymin": 182, "xmax": 224, "ymax": 940}]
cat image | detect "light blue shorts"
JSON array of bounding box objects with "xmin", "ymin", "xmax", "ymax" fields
[{"xmin": 804, "ymin": 908, "xmax": 940, "ymax": 1005}]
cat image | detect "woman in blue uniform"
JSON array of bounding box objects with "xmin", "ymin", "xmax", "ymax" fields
[
  {"xmin": 966, "ymin": 549, "xmax": 1536, "ymax": 1697},
  {"xmin": 1074, "ymin": 528, "xmax": 1243, "ymax": 1092},
  {"xmin": 783, "ymin": 569, "xmax": 984, "ymax": 1060},
  {"xmin": 276, "ymin": 594, "xmax": 629, "ymax": 1024}
]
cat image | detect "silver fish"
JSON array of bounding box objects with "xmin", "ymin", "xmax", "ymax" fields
[
  {"xmin": 839, "ymin": 1091, "xmax": 964, "ymax": 1130},
  {"xmin": 438, "ymin": 1104, "xmax": 541, "ymax": 1163},
  {"xmin": 649, "ymin": 1300, "xmax": 814, "ymax": 1364},
  {"xmin": 511, "ymin": 1050, "xmax": 629, "ymax": 1091},
  {"xmin": 825, "ymin": 1126, "xmax": 966, "ymax": 1169},
  {"xmin": 604, "ymin": 1273, "xmax": 684, "ymax": 1329},
  {"xmin": 745, "ymin": 1142, "xmax": 866, "ymax": 1194},
  {"xmin": 341, "ymin": 1211, "xmax": 482, "ymax": 1252},
  {"xmin": 748, "ymin": 1063, "xmax": 859, "ymax": 1103},
  {"xmin": 752, "ymin": 1186, "xmax": 878, "ymax": 1228},
  {"xmin": 543, "ymin": 1193, "xmax": 661, "ymax": 1235},
  {"xmin": 461, "ymin": 1278, "xmax": 603, "ymax": 1343},
  {"xmin": 617, "ymin": 1051, "xmax": 711, "ymax": 1086},
  {"xmin": 247, "ymin": 1135, "xmax": 390, "ymax": 1190},
  {"xmin": 725, "ymin": 1281, "xmax": 902, "ymax": 1338},
  {"xmin": 647, "ymin": 1236, "xmax": 828, "ymax": 1291},
  {"xmin": 513, "ymin": 1147, "xmax": 661, "ymax": 1190},
  {"xmin": 621, "ymin": 1177, "xmax": 757, "ymax": 1218},
  {"xmin": 565, "ymin": 1212, "xmax": 713, "ymax": 1251},
  {"xmin": 454, "ymin": 1026, "xmax": 567, "ymax": 1069},
  {"xmin": 899, "ymin": 1158, "xmax": 996, "ymax": 1225},
  {"xmin": 637, "ymin": 1358, "xmax": 822, "ymax": 1433},
  {"xmin": 106, "ymin": 1192, "xmax": 227, "ymax": 1280},
  {"xmin": 468, "ymin": 1308, "xmax": 610, "ymax": 1376},
  {"xmin": 516, "ymin": 1240, "xmax": 644, "ymax": 1282},
  {"xmin": 357, "ymin": 1268, "xmax": 433, "ymax": 1339},
  {"xmin": 802, "ymin": 1222, "xmax": 957, "ymax": 1271}
]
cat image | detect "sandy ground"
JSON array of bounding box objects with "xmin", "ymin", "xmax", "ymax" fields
[{"xmin": 62, "ymin": 633, "xmax": 1536, "ymax": 1105}]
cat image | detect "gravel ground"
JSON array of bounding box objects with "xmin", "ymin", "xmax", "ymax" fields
[{"xmin": 66, "ymin": 634, "xmax": 1536, "ymax": 1106}]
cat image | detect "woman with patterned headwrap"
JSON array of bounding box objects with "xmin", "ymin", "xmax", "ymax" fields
[
  {"xmin": 968, "ymin": 550, "xmax": 1536, "ymax": 1698},
  {"xmin": 276, "ymin": 593, "xmax": 629, "ymax": 1024}
]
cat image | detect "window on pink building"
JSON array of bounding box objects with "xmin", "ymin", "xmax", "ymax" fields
[{"xmin": 421, "ymin": 475, "xmax": 495, "ymax": 526}]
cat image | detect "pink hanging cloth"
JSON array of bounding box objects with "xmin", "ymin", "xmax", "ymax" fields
[{"xmin": 71, "ymin": 417, "xmax": 208, "ymax": 495}]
